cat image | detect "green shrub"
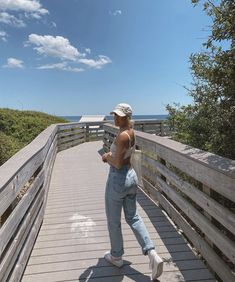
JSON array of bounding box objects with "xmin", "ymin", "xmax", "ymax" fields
[{"xmin": 0, "ymin": 108, "xmax": 68, "ymax": 166}]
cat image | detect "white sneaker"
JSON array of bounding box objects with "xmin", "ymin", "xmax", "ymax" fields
[
  {"xmin": 148, "ymin": 249, "xmax": 163, "ymax": 280},
  {"xmin": 104, "ymin": 251, "xmax": 124, "ymax": 268}
]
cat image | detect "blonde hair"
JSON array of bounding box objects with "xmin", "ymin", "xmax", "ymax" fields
[{"xmin": 126, "ymin": 116, "xmax": 134, "ymax": 128}]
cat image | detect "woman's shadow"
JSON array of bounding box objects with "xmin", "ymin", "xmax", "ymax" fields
[{"xmin": 78, "ymin": 257, "xmax": 153, "ymax": 281}]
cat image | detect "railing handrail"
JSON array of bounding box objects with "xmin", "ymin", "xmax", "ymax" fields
[{"xmin": 104, "ymin": 123, "xmax": 235, "ymax": 179}]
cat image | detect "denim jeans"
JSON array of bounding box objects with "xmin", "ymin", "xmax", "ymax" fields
[{"xmin": 105, "ymin": 165, "xmax": 155, "ymax": 257}]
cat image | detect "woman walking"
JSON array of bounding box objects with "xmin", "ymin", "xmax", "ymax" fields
[{"xmin": 102, "ymin": 103, "xmax": 163, "ymax": 280}]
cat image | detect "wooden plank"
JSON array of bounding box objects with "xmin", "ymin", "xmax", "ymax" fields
[
  {"xmin": 27, "ymin": 244, "xmax": 196, "ymax": 266},
  {"xmin": 143, "ymin": 178, "xmax": 235, "ymax": 282},
  {"xmin": 57, "ymin": 122, "xmax": 86, "ymax": 131},
  {"xmin": 57, "ymin": 138, "xmax": 85, "ymax": 152},
  {"xmin": 103, "ymin": 124, "xmax": 235, "ymax": 201},
  {"xmin": 7, "ymin": 201, "xmax": 45, "ymax": 282},
  {"xmin": 2, "ymin": 130, "xmax": 57, "ymax": 281},
  {"xmin": 22, "ymin": 262, "xmax": 214, "ymax": 282},
  {"xmin": 0, "ymin": 170, "xmax": 44, "ymax": 256},
  {"xmin": 42, "ymin": 141, "xmax": 58, "ymax": 211},
  {"xmin": 33, "ymin": 234, "xmax": 185, "ymax": 250},
  {"xmin": 57, "ymin": 134, "xmax": 85, "ymax": 145},
  {"xmin": 0, "ymin": 125, "xmax": 57, "ymax": 217},
  {"xmin": 142, "ymin": 154, "xmax": 235, "ymax": 236},
  {"xmin": 24, "ymin": 259, "xmax": 207, "ymax": 277},
  {"xmin": 57, "ymin": 128, "xmax": 85, "ymax": 138},
  {"xmin": 142, "ymin": 166, "xmax": 235, "ymax": 265},
  {"xmin": 35, "ymin": 227, "xmax": 165, "ymax": 241},
  {"xmin": 138, "ymin": 134, "xmax": 235, "ymax": 201},
  {"xmin": 0, "ymin": 188, "xmax": 44, "ymax": 281},
  {"xmin": 0, "ymin": 150, "xmax": 44, "ymax": 217}
]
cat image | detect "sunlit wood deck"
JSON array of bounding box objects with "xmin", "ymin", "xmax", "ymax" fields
[{"xmin": 22, "ymin": 141, "xmax": 216, "ymax": 282}]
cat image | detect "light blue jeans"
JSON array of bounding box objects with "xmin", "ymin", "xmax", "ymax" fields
[{"xmin": 105, "ymin": 165, "xmax": 155, "ymax": 257}]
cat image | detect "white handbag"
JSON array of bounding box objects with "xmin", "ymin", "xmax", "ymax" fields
[{"xmin": 131, "ymin": 148, "xmax": 143, "ymax": 187}]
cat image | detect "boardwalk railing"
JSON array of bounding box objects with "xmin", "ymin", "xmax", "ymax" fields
[
  {"xmin": 0, "ymin": 119, "xmax": 166, "ymax": 281},
  {"xmin": 0, "ymin": 124, "xmax": 58, "ymax": 282},
  {"xmin": 103, "ymin": 123, "xmax": 235, "ymax": 282},
  {"xmin": 1, "ymin": 120, "xmax": 233, "ymax": 281},
  {"xmin": 57, "ymin": 119, "xmax": 169, "ymax": 151}
]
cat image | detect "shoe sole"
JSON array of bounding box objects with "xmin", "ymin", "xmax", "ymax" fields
[
  {"xmin": 104, "ymin": 253, "xmax": 124, "ymax": 268},
  {"xmin": 152, "ymin": 260, "xmax": 163, "ymax": 280}
]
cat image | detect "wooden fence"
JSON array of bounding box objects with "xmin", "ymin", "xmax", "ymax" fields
[
  {"xmin": 0, "ymin": 119, "xmax": 166, "ymax": 281},
  {"xmin": 103, "ymin": 123, "xmax": 235, "ymax": 282}
]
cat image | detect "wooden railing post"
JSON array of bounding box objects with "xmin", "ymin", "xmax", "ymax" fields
[
  {"xmin": 160, "ymin": 121, "xmax": 164, "ymax": 136},
  {"xmin": 85, "ymin": 125, "xmax": 89, "ymax": 142},
  {"xmin": 203, "ymin": 184, "xmax": 214, "ymax": 247}
]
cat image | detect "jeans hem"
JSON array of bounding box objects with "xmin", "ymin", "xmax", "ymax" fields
[{"xmin": 143, "ymin": 246, "xmax": 155, "ymax": 255}]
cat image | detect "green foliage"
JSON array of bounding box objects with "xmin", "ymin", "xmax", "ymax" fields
[
  {"xmin": 166, "ymin": 0, "xmax": 235, "ymax": 160},
  {"xmin": 0, "ymin": 132, "xmax": 20, "ymax": 165},
  {"xmin": 0, "ymin": 108, "xmax": 67, "ymax": 166}
]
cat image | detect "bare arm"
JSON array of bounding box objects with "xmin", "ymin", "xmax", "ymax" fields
[{"xmin": 102, "ymin": 132, "xmax": 130, "ymax": 169}]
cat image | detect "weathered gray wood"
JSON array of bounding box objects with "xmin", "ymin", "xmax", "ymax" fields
[
  {"xmin": 0, "ymin": 188, "xmax": 44, "ymax": 281},
  {"xmin": 0, "ymin": 120, "xmax": 224, "ymax": 282},
  {"xmin": 42, "ymin": 138, "xmax": 58, "ymax": 212},
  {"xmin": 103, "ymin": 123, "xmax": 235, "ymax": 281},
  {"xmin": 0, "ymin": 170, "xmax": 44, "ymax": 256},
  {"xmin": 0, "ymin": 124, "xmax": 58, "ymax": 282},
  {"xmin": 142, "ymin": 164, "xmax": 235, "ymax": 265},
  {"xmin": 22, "ymin": 141, "xmax": 215, "ymax": 282},
  {"xmin": 0, "ymin": 125, "xmax": 57, "ymax": 217},
  {"xmin": 57, "ymin": 133, "xmax": 85, "ymax": 145},
  {"xmin": 8, "ymin": 201, "xmax": 45, "ymax": 282},
  {"xmin": 142, "ymin": 178, "xmax": 235, "ymax": 282},
  {"xmin": 104, "ymin": 124, "xmax": 235, "ymax": 201},
  {"xmin": 57, "ymin": 128, "xmax": 85, "ymax": 138},
  {"xmin": 57, "ymin": 122, "xmax": 86, "ymax": 131},
  {"xmin": 57, "ymin": 138, "xmax": 85, "ymax": 151},
  {"xmin": 142, "ymin": 154, "xmax": 235, "ymax": 236}
]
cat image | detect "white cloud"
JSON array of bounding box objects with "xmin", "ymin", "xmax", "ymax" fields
[
  {"xmin": 85, "ymin": 48, "xmax": 91, "ymax": 54},
  {"xmin": 0, "ymin": 0, "xmax": 48, "ymax": 18},
  {"xmin": 38, "ymin": 62, "xmax": 84, "ymax": 73},
  {"xmin": 26, "ymin": 34, "xmax": 111, "ymax": 72},
  {"xmin": 0, "ymin": 0, "xmax": 48, "ymax": 28},
  {"xmin": 27, "ymin": 34, "xmax": 82, "ymax": 61},
  {"xmin": 0, "ymin": 12, "xmax": 25, "ymax": 27},
  {"xmin": 79, "ymin": 55, "xmax": 111, "ymax": 69},
  {"xmin": 0, "ymin": 30, "xmax": 8, "ymax": 41},
  {"xmin": 3, "ymin": 57, "xmax": 24, "ymax": 68},
  {"xmin": 109, "ymin": 10, "xmax": 122, "ymax": 16}
]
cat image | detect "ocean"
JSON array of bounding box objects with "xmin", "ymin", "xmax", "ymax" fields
[{"xmin": 61, "ymin": 115, "xmax": 168, "ymax": 122}]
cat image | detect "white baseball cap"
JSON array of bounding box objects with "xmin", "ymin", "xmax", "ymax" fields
[{"xmin": 110, "ymin": 103, "xmax": 133, "ymax": 117}]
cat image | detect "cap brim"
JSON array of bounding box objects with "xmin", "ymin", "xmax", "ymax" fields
[{"xmin": 110, "ymin": 109, "xmax": 126, "ymax": 117}]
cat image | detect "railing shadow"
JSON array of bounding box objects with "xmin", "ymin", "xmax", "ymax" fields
[
  {"xmin": 78, "ymin": 257, "xmax": 152, "ymax": 281},
  {"xmin": 98, "ymin": 148, "xmax": 105, "ymax": 156},
  {"xmin": 136, "ymin": 188, "xmax": 204, "ymax": 280}
]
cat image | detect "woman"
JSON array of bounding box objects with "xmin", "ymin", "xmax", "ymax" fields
[{"xmin": 102, "ymin": 103, "xmax": 163, "ymax": 280}]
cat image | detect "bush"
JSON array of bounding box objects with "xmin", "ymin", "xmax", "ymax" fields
[{"xmin": 0, "ymin": 108, "xmax": 67, "ymax": 166}]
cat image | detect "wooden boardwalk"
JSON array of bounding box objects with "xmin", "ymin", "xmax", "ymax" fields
[{"xmin": 22, "ymin": 141, "xmax": 216, "ymax": 282}]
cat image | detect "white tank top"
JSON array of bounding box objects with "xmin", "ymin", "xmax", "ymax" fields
[{"xmin": 110, "ymin": 131, "xmax": 135, "ymax": 159}]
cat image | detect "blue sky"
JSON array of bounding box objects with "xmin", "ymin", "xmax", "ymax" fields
[{"xmin": 0, "ymin": 0, "xmax": 211, "ymax": 116}]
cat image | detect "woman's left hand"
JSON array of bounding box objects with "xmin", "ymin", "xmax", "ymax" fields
[{"xmin": 102, "ymin": 152, "xmax": 111, "ymax": 163}]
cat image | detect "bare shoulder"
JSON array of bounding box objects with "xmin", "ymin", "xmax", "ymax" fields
[
  {"xmin": 117, "ymin": 131, "xmax": 129, "ymax": 143},
  {"xmin": 117, "ymin": 129, "xmax": 135, "ymax": 145}
]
